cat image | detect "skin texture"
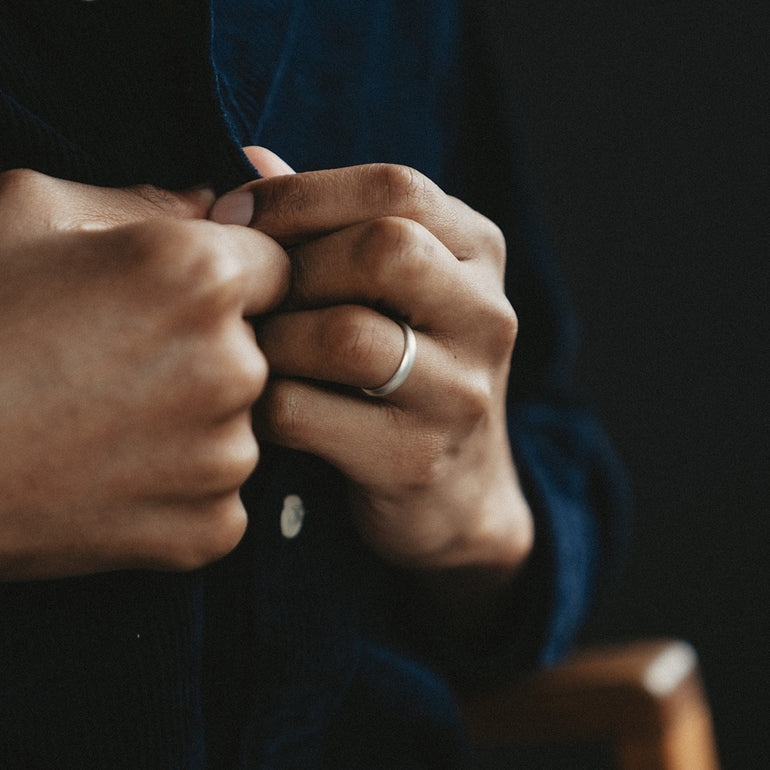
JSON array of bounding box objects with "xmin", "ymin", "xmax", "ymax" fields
[
  {"xmin": 0, "ymin": 151, "xmax": 533, "ymax": 631},
  {"xmin": 217, "ymin": 148, "xmax": 535, "ymax": 625},
  {"xmin": 0, "ymin": 168, "xmax": 289, "ymax": 579}
]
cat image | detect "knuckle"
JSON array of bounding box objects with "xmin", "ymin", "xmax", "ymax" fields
[
  {"xmin": 483, "ymin": 219, "xmax": 507, "ymax": 263},
  {"xmin": 324, "ymin": 309, "xmax": 381, "ymax": 372},
  {"xmin": 473, "ymin": 291, "xmax": 519, "ymax": 356},
  {"xmin": 200, "ymin": 497, "xmax": 250, "ymax": 562},
  {"xmin": 458, "ymin": 213, "xmax": 506, "ymax": 265},
  {"xmin": 255, "ymin": 175, "xmax": 308, "ymax": 233},
  {"xmin": 232, "ymin": 341, "xmax": 270, "ymax": 405},
  {"xmin": 179, "ymin": 418, "xmax": 258, "ymax": 498},
  {"xmin": 0, "ymin": 167, "xmax": 45, "ymax": 197},
  {"xmin": 130, "ymin": 184, "xmax": 177, "ymax": 209},
  {"xmin": 456, "ymin": 373, "xmax": 495, "ymax": 423},
  {"xmin": 369, "ymin": 214, "xmax": 415, "ymax": 252},
  {"xmin": 163, "ymin": 344, "xmax": 234, "ymax": 417},
  {"xmin": 212, "ymin": 422, "xmax": 260, "ymax": 489},
  {"xmin": 370, "ymin": 163, "xmax": 432, "ymax": 214},
  {"xmin": 169, "ymin": 225, "xmax": 234, "ymax": 286},
  {"xmin": 128, "ymin": 183, "xmax": 201, "ymax": 220},
  {"xmin": 117, "ymin": 217, "xmax": 183, "ymax": 263},
  {"xmin": 0, "ymin": 169, "xmax": 58, "ymax": 227},
  {"xmin": 203, "ymin": 346, "xmax": 268, "ymax": 413},
  {"xmin": 479, "ymin": 299, "xmax": 518, "ymax": 362},
  {"xmin": 494, "ymin": 298, "xmax": 519, "ymax": 351},
  {"xmin": 124, "ymin": 220, "xmax": 242, "ymax": 306},
  {"xmin": 187, "ymin": 255, "xmax": 243, "ymax": 313},
  {"xmin": 261, "ymin": 382, "xmax": 307, "ymax": 443},
  {"xmin": 362, "ymin": 216, "xmax": 431, "ymax": 287},
  {"xmin": 171, "ymin": 495, "xmax": 249, "ymax": 571}
]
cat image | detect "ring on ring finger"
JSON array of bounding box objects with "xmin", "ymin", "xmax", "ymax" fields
[{"xmin": 361, "ymin": 320, "xmax": 416, "ymax": 398}]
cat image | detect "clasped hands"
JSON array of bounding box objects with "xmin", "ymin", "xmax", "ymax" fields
[{"xmin": 0, "ymin": 149, "xmax": 532, "ymax": 586}]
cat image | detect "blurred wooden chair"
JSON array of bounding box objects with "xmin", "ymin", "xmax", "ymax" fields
[{"xmin": 460, "ymin": 638, "xmax": 720, "ymax": 770}]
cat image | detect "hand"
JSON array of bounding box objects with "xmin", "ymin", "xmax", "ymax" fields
[
  {"xmin": 0, "ymin": 169, "xmax": 289, "ymax": 580},
  {"xmin": 212, "ymin": 154, "xmax": 533, "ymax": 580}
]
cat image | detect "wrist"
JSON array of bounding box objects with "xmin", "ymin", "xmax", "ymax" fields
[
  {"xmin": 404, "ymin": 455, "xmax": 535, "ymax": 639},
  {"xmin": 438, "ymin": 441, "xmax": 534, "ymax": 575}
]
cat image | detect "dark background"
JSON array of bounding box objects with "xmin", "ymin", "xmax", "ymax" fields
[{"xmin": 489, "ymin": 2, "xmax": 768, "ymax": 768}]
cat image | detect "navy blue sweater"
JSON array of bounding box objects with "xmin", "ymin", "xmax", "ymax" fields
[{"xmin": 0, "ymin": 1, "xmax": 629, "ymax": 767}]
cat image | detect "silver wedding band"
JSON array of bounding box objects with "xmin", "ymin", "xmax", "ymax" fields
[{"xmin": 361, "ymin": 320, "xmax": 417, "ymax": 397}]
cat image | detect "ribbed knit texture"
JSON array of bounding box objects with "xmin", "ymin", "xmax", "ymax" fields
[{"xmin": 0, "ymin": 572, "xmax": 206, "ymax": 767}]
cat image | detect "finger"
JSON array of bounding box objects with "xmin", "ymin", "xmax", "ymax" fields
[
  {"xmin": 164, "ymin": 319, "xmax": 268, "ymax": 418},
  {"xmin": 282, "ymin": 217, "xmax": 493, "ymax": 332},
  {"xmin": 110, "ymin": 490, "xmax": 250, "ymax": 573},
  {"xmin": 128, "ymin": 217, "xmax": 291, "ymax": 318},
  {"xmin": 209, "ymin": 221, "xmax": 292, "ymax": 317},
  {"xmin": 255, "ymin": 379, "xmax": 416, "ymax": 488},
  {"xmin": 208, "ymin": 146, "xmax": 295, "ymax": 226},
  {"xmin": 214, "ymin": 164, "xmax": 502, "ymax": 264},
  {"xmin": 144, "ymin": 410, "xmax": 260, "ymax": 500},
  {"xmin": 257, "ymin": 305, "xmax": 424, "ymax": 393}
]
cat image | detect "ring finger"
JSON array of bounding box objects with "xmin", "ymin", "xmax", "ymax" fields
[{"xmin": 256, "ymin": 304, "xmax": 434, "ymax": 399}]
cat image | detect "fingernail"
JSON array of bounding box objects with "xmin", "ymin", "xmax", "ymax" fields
[{"xmin": 209, "ymin": 190, "xmax": 254, "ymax": 226}]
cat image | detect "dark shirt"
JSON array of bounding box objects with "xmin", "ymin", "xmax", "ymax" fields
[{"xmin": 0, "ymin": 1, "xmax": 629, "ymax": 767}]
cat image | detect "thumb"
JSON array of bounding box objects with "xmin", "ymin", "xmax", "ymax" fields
[{"xmin": 209, "ymin": 146, "xmax": 295, "ymax": 226}]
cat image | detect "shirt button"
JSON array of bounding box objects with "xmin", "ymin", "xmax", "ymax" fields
[{"xmin": 280, "ymin": 494, "xmax": 306, "ymax": 539}]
